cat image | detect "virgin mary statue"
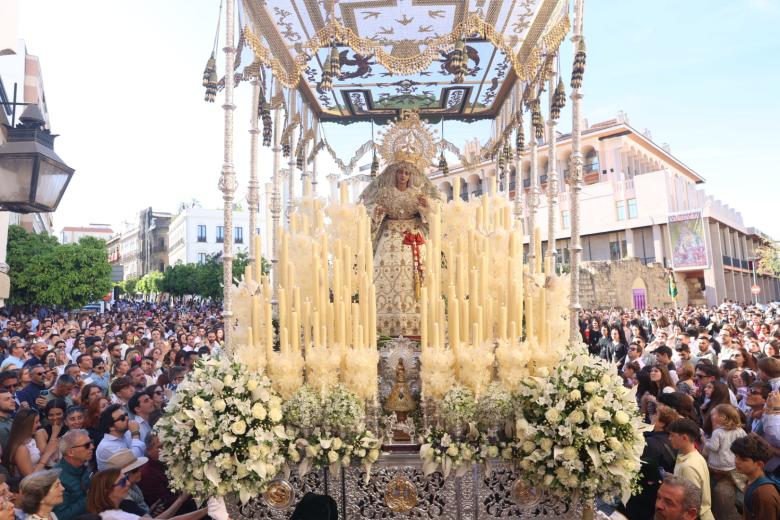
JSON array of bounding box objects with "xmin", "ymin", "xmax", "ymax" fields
[{"xmin": 359, "ymin": 159, "xmax": 441, "ymax": 337}]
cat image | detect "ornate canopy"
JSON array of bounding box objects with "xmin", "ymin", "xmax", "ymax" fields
[{"xmin": 239, "ymin": 0, "xmax": 570, "ymax": 122}]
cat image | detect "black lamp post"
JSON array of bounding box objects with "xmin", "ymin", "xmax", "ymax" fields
[{"xmin": 0, "ymin": 104, "xmax": 74, "ymax": 213}]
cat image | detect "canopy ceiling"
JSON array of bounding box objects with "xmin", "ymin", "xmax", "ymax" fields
[{"xmin": 240, "ymin": 0, "xmax": 569, "ymax": 122}]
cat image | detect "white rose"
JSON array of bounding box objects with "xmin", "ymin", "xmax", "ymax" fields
[
  {"xmin": 594, "ymin": 408, "xmax": 611, "ymax": 423},
  {"xmin": 487, "ymin": 446, "xmax": 499, "ymax": 458},
  {"xmin": 248, "ymin": 445, "xmax": 262, "ymax": 459},
  {"xmin": 305, "ymin": 445, "xmax": 319, "ymax": 458},
  {"xmin": 332, "ymin": 437, "xmax": 343, "ymax": 450},
  {"xmin": 224, "ymin": 374, "xmax": 234, "ymax": 386},
  {"xmin": 563, "ymin": 446, "xmax": 578, "ymax": 461},
  {"xmin": 213, "ymin": 399, "xmax": 226, "ymax": 412},
  {"xmin": 251, "ymin": 403, "xmax": 267, "ymax": 420},
  {"xmin": 368, "ymin": 449, "xmax": 380, "ymax": 463},
  {"xmin": 540, "ymin": 438, "xmax": 554, "ymax": 452},
  {"xmin": 246, "ymin": 379, "xmax": 259, "ymax": 392},
  {"xmin": 289, "ymin": 449, "xmax": 301, "ymax": 462},
  {"xmin": 608, "ymin": 437, "xmax": 623, "ymax": 452},
  {"xmin": 567, "ymin": 475, "xmax": 580, "ymax": 487},
  {"xmin": 614, "ymin": 411, "xmax": 630, "ymax": 425},
  {"xmin": 341, "ymin": 455, "xmax": 351, "ymax": 466},
  {"xmin": 569, "ymin": 390, "xmax": 581, "ymax": 401},
  {"xmin": 522, "ymin": 441, "xmax": 535, "ymax": 453},
  {"xmin": 568, "ymin": 410, "xmax": 585, "ymax": 424},
  {"xmin": 588, "ymin": 425, "xmax": 606, "ymax": 442},
  {"xmin": 583, "ymin": 381, "xmax": 599, "ymax": 394},
  {"xmin": 269, "ymin": 407, "xmax": 283, "ymax": 423},
  {"xmin": 356, "ymin": 448, "xmax": 366, "ymax": 458},
  {"xmin": 545, "ymin": 408, "xmax": 561, "ymax": 423},
  {"xmin": 231, "ymin": 420, "xmax": 247, "ymax": 435},
  {"xmin": 327, "ymin": 450, "xmax": 339, "ymax": 463},
  {"xmin": 446, "ymin": 445, "xmax": 459, "ymax": 457},
  {"xmin": 543, "ymin": 474, "xmax": 554, "ymax": 486},
  {"xmin": 501, "ymin": 448, "xmax": 513, "ymax": 460},
  {"xmin": 601, "ymin": 374, "xmax": 612, "ymax": 386}
]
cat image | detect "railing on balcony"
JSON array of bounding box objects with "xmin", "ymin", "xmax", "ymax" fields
[
  {"xmin": 472, "ymin": 189, "xmax": 483, "ymax": 197},
  {"xmin": 522, "ymin": 178, "xmax": 530, "ymax": 188}
]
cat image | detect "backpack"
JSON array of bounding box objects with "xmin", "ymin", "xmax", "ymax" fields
[{"xmin": 744, "ymin": 474, "xmax": 780, "ymax": 515}]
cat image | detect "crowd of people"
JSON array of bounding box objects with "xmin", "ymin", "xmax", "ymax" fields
[
  {"xmin": 0, "ymin": 299, "xmax": 778, "ymax": 520},
  {"xmin": 0, "ymin": 301, "xmax": 230, "ymax": 520},
  {"xmin": 578, "ymin": 301, "xmax": 780, "ymax": 520}
]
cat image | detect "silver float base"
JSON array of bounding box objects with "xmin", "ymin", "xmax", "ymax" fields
[{"xmin": 225, "ymin": 451, "xmax": 583, "ymax": 519}]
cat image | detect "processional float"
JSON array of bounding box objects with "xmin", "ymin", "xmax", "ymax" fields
[{"xmin": 161, "ymin": 1, "xmax": 646, "ymax": 519}]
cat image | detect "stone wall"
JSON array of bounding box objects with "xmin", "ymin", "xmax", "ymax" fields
[{"xmin": 579, "ymin": 258, "xmax": 689, "ymax": 309}]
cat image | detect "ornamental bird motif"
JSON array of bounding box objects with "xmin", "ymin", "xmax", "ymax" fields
[
  {"xmin": 337, "ymin": 51, "xmax": 376, "ymax": 80},
  {"xmin": 438, "ymin": 45, "xmax": 481, "ymax": 76}
]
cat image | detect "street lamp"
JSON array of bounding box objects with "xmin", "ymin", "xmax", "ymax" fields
[{"xmin": 0, "ymin": 104, "xmax": 75, "ymax": 213}]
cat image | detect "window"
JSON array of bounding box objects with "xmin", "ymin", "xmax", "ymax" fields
[
  {"xmin": 197, "ymin": 253, "xmax": 207, "ymax": 264},
  {"xmin": 616, "ymin": 201, "xmax": 626, "ymax": 221},
  {"xmin": 627, "ymin": 198, "xmax": 638, "ymax": 219},
  {"xmin": 234, "ymin": 226, "xmax": 244, "ymax": 244},
  {"xmin": 216, "ymin": 226, "xmax": 224, "ymax": 243},
  {"xmin": 561, "ymin": 210, "xmax": 570, "ymax": 230},
  {"xmin": 256, "ymin": 227, "xmax": 261, "ymax": 236},
  {"xmin": 609, "ymin": 241, "xmax": 622, "ymax": 261},
  {"xmin": 584, "ymin": 150, "xmax": 599, "ymax": 173},
  {"xmin": 197, "ymin": 225, "xmax": 207, "ymax": 242}
]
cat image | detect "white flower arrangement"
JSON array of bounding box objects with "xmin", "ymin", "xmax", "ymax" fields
[
  {"xmin": 321, "ymin": 385, "xmax": 366, "ymax": 434},
  {"xmin": 476, "ymin": 382, "xmax": 514, "ymax": 434},
  {"xmin": 282, "ymin": 385, "xmax": 322, "ymax": 431},
  {"xmin": 287, "ymin": 429, "xmax": 382, "ymax": 483},
  {"xmin": 438, "ymin": 385, "xmax": 477, "ymax": 431},
  {"xmin": 420, "ymin": 426, "xmax": 505, "ymax": 478},
  {"xmin": 156, "ymin": 357, "xmax": 290, "ymax": 504},
  {"xmin": 512, "ymin": 347, "xmax": 647, "ymax": 504}
]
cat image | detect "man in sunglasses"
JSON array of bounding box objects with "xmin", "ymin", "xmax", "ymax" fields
[
  {"xmin": 55, "ymin": 429, "xmax": 93, "ymax": 520},
  {"xmin": 745, "ymin": 381, "xmax": 771, "ymax": 434},
  {"xmin": 95, "ymin": 403, "xmax": 144, "ymax": 470}
]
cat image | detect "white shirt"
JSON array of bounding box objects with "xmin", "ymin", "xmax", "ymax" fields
[
  {"xmin": 704, "ymin": 427, "xmax": 746, "ymax": 470},
  {"xmin": 95, "ymin": 433, "xmax": 145, "ymax": 470},
  {"xmin": 99, "ymin": 510, "xmax": 139, "ymax": 520}
]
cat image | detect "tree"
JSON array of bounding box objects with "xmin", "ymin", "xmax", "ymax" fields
[
  {"xmin": 137, "ymin": 271, "xmax": 164, "ymax": 298},
  {"xmin": 123, "ymin": 276, "xmax": 139, "ymax": 297},
  {"xmin": 6, "ymin": 226, "xmax": 112, "ymax": 309},
  {"xmin": 756, "ymin": 242, "xmax": 780, "ymax": 277},
  {"xmin": 159, "ymin": 251, "xmax": 264, "ymax": 300}
]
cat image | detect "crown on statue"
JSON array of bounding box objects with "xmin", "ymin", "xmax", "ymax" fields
[{"xmin": 378, "ymin": 110, "xmax": 438, "ymax": 171}]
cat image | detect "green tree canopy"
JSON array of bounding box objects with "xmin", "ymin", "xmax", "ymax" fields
[
  {"xmin": 159, "ymin": 251, "xmax": 267, "ymax": 300},
  {"xmin": 7, "ymin": 225, "xmax": 112, "ymax": 309}
]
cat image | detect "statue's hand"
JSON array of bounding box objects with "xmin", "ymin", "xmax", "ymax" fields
[{"xmin": 417, "ymin": 194, "xmax": 428, "ymax": 208}]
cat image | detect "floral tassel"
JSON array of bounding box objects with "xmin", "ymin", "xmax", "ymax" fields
[
  {"xmin": 551, "ymin": 78, "xmax": 567, "ymax": 121},
  {"xmin": 282, "ymin": 139, "xmax": 291, "ymax": 158},
  {"xmin": 532, "ymin": 101, "xmax": 544, "ymax": 140},
  {"xmin": 261, "ymin": 102, "xmax": 272, "ymax": 147},
  {"xmin": 370, "ymin": 152, "xmax": 379, "ymax": 177},
  {"xmin": 438, "ymin": 151, "xmax": 449, "ymax": 175},
  {"xmin": 202, "ymin": 53, "xmax": 216, "ymax": 87},
  {"xmin": 515, "ymin": 116, "xmax": 525, "ymax": 156},
  {"xmin": 452, "ymin": 39, "xmax": 465, "ymax": 83},
  {"xmin": 204, "ymin": 70, "xmax": 218, "ymax": 103},
  {"xmin": 571, "ymin": 39, "xmax": 587, "ymax": 89}
]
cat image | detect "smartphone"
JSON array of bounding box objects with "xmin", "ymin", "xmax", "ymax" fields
[
  {"xmin": 48, "ymin": 358, "xmax": 56, "ymax": 369},
  {"xmin": 39, "ymin": 390, "xmax": 49, "ymax": 397}
]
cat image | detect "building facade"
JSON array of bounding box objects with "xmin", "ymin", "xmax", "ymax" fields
[
  {"xmin": 167, "ymin": 206, "xmax": 254, "ymax": 266},
  {"xmin": 432, "ymin": 112, "xmax": 779, "ymax": 307},
  {"xmin": 59, "ymin": 224, "xmax": 113, "ymax": 244}
]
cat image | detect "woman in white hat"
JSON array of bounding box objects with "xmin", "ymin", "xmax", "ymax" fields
[{"xmin": 105, "ymin": 449, "xmax": 149, "ymax": 515}]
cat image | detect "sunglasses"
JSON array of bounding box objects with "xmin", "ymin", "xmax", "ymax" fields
[
  {"xmin": 112, "ymin": 476, "xmax": 129, "ymax": 488},
  {"xmin": 74, "ymin": 440, "xmax": 93, "ymax": 449},
  {"xmin": 153, "ymin": 390, "xmax": 163, "ymax": 395},
  {"xmin": 113, "ymin": 413, "xmax": 128, "ymax": 423}
]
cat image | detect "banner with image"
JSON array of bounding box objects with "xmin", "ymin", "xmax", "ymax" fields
[{"xmin": 668, "ymin": 210, "xmax": 708, "ymax": 270}]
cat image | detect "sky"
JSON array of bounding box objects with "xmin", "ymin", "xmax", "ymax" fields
[{"xmin": 13, "ymin": 0, "xmax": 780, "ymax": 238}]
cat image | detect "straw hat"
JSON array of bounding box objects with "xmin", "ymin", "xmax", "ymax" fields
[{"xmin": 106, "ymin": 448, "xmax": 148, "ymax": 474}]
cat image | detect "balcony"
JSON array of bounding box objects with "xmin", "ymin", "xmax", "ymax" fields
[
  {"xmin": 522, "ymin": 178, "xmax": 530, "ymax": 188},
  {"xmin": 197, "ymin": 236, "xmax": 207, "ymax": 243}
]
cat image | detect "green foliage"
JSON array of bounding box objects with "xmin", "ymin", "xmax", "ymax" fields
[
  {"xmin": 137, "ymin": 271, "xmax": 164, "ymax": 295},
  {"xmin": 6, "ymin": 225, "xmax": 112, "ymax": 309},
  {"xmin": 123, "ymin": 276, "xmax": 139, "ymax": 296},
  {"xmin": 756, "ymin": 243, "xmax": 780, "ymax": 277},
  {"xmin": 160, "ymin": 251, "xmax": 266, "ymax": 300}
]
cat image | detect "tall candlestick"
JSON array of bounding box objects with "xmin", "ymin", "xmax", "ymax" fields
[
  {"xmin": 420, "ymin": 287, "xmax": 428, "ymax": 351},
  {"xmin": 339, "ymin": 181, "xmax": 349, "ymax": 205},
  {"xmin": 453, "ymin": 176, "xmax": 461, "ymax": 200}
]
